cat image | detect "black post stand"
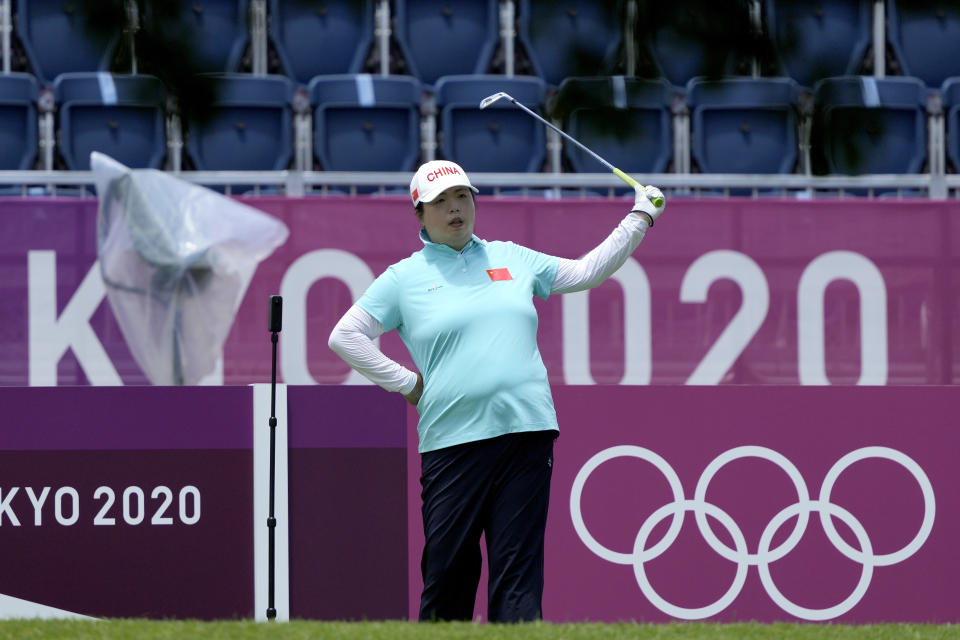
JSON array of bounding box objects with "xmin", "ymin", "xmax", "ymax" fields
[{"xmin": 266, "ymin": 295, "xmax": 283, "ymax": 621}]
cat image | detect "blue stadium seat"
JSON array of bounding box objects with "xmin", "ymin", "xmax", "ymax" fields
[
  {"xmin": 433, "ymin": 75, "xmax": 546, "ymax": 172},
  {"xmin": 309, "ymin": 74, "xmax": 421, "ymax": 171},
  {"xmin": 553, "ymin": 76, "xmax": 673, "ymax": 174},
  {"xmin": 645, "ymin": 29, "xmax": 712, "ymax": 88},
  {"xmin": 517, "ymin": 0, "xmax": 623, "ymax": 87},
  {"xmin": 54, "ymin": 73, "xmax": 166, "ymax": 170},
  {"xmin": 811, "ymin": 76, "xmax": 927, "ymax": 175},
  {"xmin": 269, "ymin": 0, "xmax": 374, "ymax": 84},
  {"xmin": 393, "ymin": 0, "xmax": 499, "ymax": 88},
  {"xmin": 186, "ymin": 74, "xmax": 293, "ymax": 170},
  {"xmin": 16, "ymin": 0, "xmax": 121, "ymax": 83},
  {"xmin": 168, "ymin": 0, "xmax": 249, "ymax": 73},
  {"xmin": 641, "ymin": 5, "xmax": 749, "ymax": 87},
  {"xmin": 687, "ymin": 77, "xmax": 800, "ymax": 173},
  {"xmin": 764, "ymin": 0, "xmax": 872, "ymax": 88},
  {"xmin": 943, "ymin": 77, "xmax": 960, "ymax": 171},
  {"xmin": 0, "ymin": 73, "xmax": 39, "ymax": 169},
  {"xmin": 887, "ymin": 1, "xmax": 960, "ymax": 89}
]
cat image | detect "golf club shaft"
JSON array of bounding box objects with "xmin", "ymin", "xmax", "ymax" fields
[
  {"xmin": 505, "ymin": 97, "xmax": 664, "ymax": 208},
  {"xmin": 507, "ymin": 98, "xmax": 615, "ymax": 172}
]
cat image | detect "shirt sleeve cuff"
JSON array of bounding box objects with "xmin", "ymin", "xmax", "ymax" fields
[{"xmin": 398, "ymin": 369, "xmax": 419, "ymax": 395}]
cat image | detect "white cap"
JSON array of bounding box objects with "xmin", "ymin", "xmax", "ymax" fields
[{"xmin": 409, "ymin": 160, "xmax": 478, "ymax": 206}]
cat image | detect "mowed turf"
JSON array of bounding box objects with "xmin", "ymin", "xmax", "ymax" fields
[{"xmin": 0, "ymin": 620, "xmax": 958, "ymax": 640}]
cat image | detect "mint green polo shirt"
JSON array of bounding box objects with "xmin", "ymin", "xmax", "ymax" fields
[{"xmin": 357, "ymin": 230, "xmax": 560, "ymax": 453}]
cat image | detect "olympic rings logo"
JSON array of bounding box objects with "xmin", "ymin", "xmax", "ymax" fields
[{"xmin": 569, "ymin": 446, "xmax": 935, "ymax": 621}]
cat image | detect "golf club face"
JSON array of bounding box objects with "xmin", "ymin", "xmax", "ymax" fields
[{"xmin": 479, "ymin": 92, "xmax": 512, "ymax": 110}]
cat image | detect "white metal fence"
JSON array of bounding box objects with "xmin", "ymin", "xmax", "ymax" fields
[{"xmin": 1, "ymin": 170, "xmax": 957, "ymax": 199}]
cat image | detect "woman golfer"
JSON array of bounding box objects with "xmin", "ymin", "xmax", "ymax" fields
[{"xmin": 328, "ymin": 160, "xmax": 665, "ymax": 622}]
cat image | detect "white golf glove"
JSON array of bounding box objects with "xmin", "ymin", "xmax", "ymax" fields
[{"xmin": 631, "ymin": 185, "xmax": 666, "ymax": 226}]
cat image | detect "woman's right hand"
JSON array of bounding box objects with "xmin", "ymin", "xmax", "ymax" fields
[{"xmin": 403, "ymin": 372, "xmax": 424, "ymax": 406}]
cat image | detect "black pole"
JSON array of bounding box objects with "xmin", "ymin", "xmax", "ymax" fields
[{"xmin": 266, "ymin": 295, "xmax": 282, "ymax": 621}]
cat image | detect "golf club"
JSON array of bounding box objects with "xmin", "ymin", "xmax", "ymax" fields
[{"xmin": 478, "ymin": 91, "xmax": 665, "ymax": 208}]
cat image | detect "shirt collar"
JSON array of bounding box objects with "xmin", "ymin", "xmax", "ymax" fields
[{"xmin": 419, "ymin": 227, "xmax": 484, "ymax": 253}]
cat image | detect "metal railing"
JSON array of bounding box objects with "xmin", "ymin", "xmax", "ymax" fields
[{"xmin": 1, "ymin": 170, "xmax": 956, "ymax": 200}]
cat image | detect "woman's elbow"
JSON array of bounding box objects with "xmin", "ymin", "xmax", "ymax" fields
[{"xmin": 327, "ymin": 327, "xmax": 344, "ymax": 354}]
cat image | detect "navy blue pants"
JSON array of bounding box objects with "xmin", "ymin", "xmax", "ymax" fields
[{"xmin": 418, "ymin": 430, "xmax": 557, "ymax": 623}]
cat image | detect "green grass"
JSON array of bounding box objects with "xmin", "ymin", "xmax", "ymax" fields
[{"xmin": 0, "ymin": 620, "xmax": 957, "ymax": 640}]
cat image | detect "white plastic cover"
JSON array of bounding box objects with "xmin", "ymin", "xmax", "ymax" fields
[{"xmin": 92, "ymin": 152, "xmax": 290, "ymax": 385}]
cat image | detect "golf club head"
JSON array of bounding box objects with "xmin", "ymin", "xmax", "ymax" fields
[{"xmin": 479, "ymin": 92, "xmax": 513, "ymax": 110}]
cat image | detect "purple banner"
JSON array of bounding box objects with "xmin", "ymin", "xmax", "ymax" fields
[
  {"xmin": 0, "ymin": 386, "xmax": 252, "ymax": 449},
  {"xmin": 2, "ymin": 195, "xmax": 959, "ymax": 387},
  {"xmin": 0, "ymin": 383, "xmax": 952, "ymax": 622},
  {"xmin": 0, "ymin": 384, "xmax": 408, "ymax": 621},
  {"xmin": 287, "ymin": 385, "xmax": 407, "ymax": 620},
  {"xmin": 287, "ymin": 386, "xmax": 407, "ymax": 448},
  {"xmin": 0, "ymin": 386, "xmax": 254, "ymax": 619},
  {"xmin": 403, "ymin": 386, "xmax": 956, "ymax": 623}
]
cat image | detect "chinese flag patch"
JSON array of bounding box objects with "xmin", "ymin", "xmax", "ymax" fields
[{"xmin": 486, "ymin": 268, "xmax": 513, "ymax": 281}]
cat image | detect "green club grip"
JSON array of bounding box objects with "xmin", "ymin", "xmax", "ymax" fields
[{"xmin": 612, "ymin": 167, "xmax": 664, "ymax": 208}]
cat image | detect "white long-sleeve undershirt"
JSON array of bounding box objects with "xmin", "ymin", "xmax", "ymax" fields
[
  {"xmin": 551, "ymin": 211, "xmax": 648, "ymax": 294},
  {"xmin": 327, "ymin": 212, "xmax": 650, "ymax": 395}
]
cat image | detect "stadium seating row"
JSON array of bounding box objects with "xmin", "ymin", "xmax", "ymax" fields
[
  {"xmin": 11, "ymin": 1, "xmax": 960, "ymax": 91},
  {"xmin": 1, "ymin": 72, "xmax": 957, "ymax": 177}
]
